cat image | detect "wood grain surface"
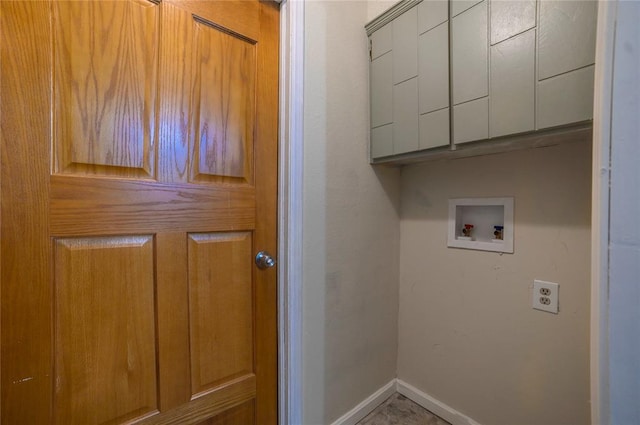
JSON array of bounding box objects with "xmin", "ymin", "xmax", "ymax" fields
[{"xmin": 1, "ymin": 1, "xmax": 279, "ymax": 423}]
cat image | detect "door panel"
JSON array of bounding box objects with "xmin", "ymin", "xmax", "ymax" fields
[
  {"xmin": 1, "ymin": 0, "xmax": 279, "ymax": 423},
  {"xmin": 52, "ymin": 0, "xmax": 159, "ymax": 179},
  {"xmin": 191, "ymin": 18, "xmax": 255, "ymax": 184},
  {"xmin": 188, "ymin": 232, "xmax": 254, "ymax": 396},
  {"xmin": 53, "ymin": 236, "xmax": 158, "ymax": 424}
]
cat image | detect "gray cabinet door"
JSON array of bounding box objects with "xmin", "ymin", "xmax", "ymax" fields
[
  {"xmin": 538, "ymin": 0, "xmax": 597, "ymax": 80},
  {"xmin": 490, "ymin": 29, "xmax": 535, "ymax": 138},
  {"xmin": 393, "ymin": 6, "xmax": 418, "ymax": 84},
  {"xmin": 393, "ymin": 77, "xmax": 419, "ymax": 154},
  {"xmin": 453, "ymin": 97, "xmax": 488, "ymax": 143},
  {"xmin": 451, "ymin": 1, "xmax": 488, "ymax": 105},
  {"xmin": 451, "ymin": 0, "xmax": 483, "ymax": 18},
  {"xmin": 371, "ymin": 52, "xmax": 393, "ymax": 128},
  {"xmin": 371, "ymin": 124, "xmax": 393, "ymax": 158},
  {"xmin": 419, "ymin": 23, "xmax": 449, "ymax": 114},
  {"xmin": 420, "ymin": 108, "xmax": 450, "ymax": 149},
  {"xmin": 537, "ymin": 65, "xmax": 595, "ymax": 129},
  {"xmin": 490, "ymin": 0, "xmax": 536, "ymax": 45},
  {"xmin": 371, "ymin": 22, "xmax": 392, "ymax": 60},
  {"xmin": 418, "ymin": 0, "xmax": 448, "ymax": 34}
]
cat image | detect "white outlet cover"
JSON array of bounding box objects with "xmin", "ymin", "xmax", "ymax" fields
[{"xmin": 532, "ymin": 280, "xmax": 559, "ymax": 314}]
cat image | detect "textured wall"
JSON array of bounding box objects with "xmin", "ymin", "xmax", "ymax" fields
[
  {"xmin": 398, "ymin": 140, "xmax": 592, "ymax": 425},
  {"xmin": 302, "ymin": 1, "xmax": 401, "ymax": 424}
]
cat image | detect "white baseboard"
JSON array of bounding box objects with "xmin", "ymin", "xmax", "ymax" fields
[
  {"xmin": 329, "ymin": 380, "xmax": 396, "ymax": 425},
  {"xmin": 329, "ymin": 379, "xmax": 481, "ymax": 425},
  {"xmin": 396, "ymin": 379, "xmax": 482, "ymax": 425}
]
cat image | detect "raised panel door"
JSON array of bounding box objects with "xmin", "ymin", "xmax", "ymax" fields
[{"xmin": 1, "ymin": 1, "xmax": 278, "ymax": 424}]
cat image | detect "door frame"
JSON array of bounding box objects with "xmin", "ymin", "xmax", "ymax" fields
[
  {"xmin": 278, "ymin": 1, "xmax": 304, "ymax": 424},
  {"xmin": 591, "ymin": 1, "xmax": 615, "ymax": 424}
]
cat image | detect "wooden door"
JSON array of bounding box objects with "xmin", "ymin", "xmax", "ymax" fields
[{"xmin": 0, "ymin": 0, "xmax": 279, "ymax": 423}]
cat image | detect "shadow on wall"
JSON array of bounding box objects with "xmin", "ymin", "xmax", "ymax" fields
[{"xmin": 372, "ymin": 165, "xmax": 402, "ymax": 216}]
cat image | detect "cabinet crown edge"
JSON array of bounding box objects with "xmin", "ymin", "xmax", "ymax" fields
[{"xmin": 365, "ymin": 0, "xmax": 422, "ymax": 35}]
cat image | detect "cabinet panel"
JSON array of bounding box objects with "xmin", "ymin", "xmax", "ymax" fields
[
  {"xmin": 371, "ymin": 23, "xmax": 392, "ymax": 60},
  {"xmin": 419, "ymin": 24, "xmax": 449, "ymax": 114},
  {"xmin": 393, "ymin": 6, "xmax": 418, "ymax": 84},
  {"xmin": 371, "ymin": 124, "xmax": 393, "ymax": 158},
  {"xmin": 490, "ymin": 0, "xmax": 536, "ymax": 45},
  {"xmin": 452, "ymin": 1, "xmax": 488, "ymax": 104},
  {"xmin": 453, "ymin": 97, "xmax": 488, "ymax": 144},
  {"xmin": 418, "ymin": 0, "xmax": 448, "ymax": 34},
  {"xmin": 371, "ymin": 52, "xmax": 393, "ymax": 128},
  {"xmin": 538, "ymin": 0, "xmax": 597, "ymax": 80},
  {"xmin": 451, "ymin": 0, "xmax": 483, "ymax": 17},
  {"xmin": 393, "ymin": 78, "xmax": 419, "ymax": 154},
  {"xmin": 420, "ymin": 108, "xmax": 450, "ymax": 149},
  {"xmin": 490, "ymin": 29, "xmax": 535, "ymax": 138},
  {"xmin": 537, "ymin": 65, "xmax": 594, "ymax": 129}
]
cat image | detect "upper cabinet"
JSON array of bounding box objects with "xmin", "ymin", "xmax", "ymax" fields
[
  {"xmin": 537, "ymin": 0, "xmax": 597, "ymax": 130},
  {"xmin": 366, "ymin": 0, "xmax": 597, "ymax": 163}
]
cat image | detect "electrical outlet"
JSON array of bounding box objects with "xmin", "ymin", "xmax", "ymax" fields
[{"xmin": 532, "ymin": 280, "xmax": 559, "ymax": 314}]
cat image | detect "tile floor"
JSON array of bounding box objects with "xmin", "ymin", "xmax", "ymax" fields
[{"xmin": 356, "ymin": 393, "xmax": 451, "ymax": 425}]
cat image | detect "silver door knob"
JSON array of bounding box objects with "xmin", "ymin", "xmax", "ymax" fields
[{"xmin": 255, "ymin": 251, "xmax": 276, "ymax": 270}]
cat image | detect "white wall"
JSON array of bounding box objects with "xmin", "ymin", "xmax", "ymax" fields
[
  {"xmin": 302, "ymin": 2, "xmax": 401, "ymax": 424},
  {"xmin": 398, "ymin": 140, "xmax": 592, "ymax": 425}
]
